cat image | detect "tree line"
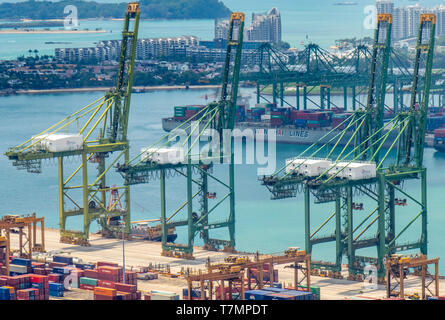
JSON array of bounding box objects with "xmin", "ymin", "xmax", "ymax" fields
[{"xmin": 0, "ymin": 0, "xmax": 231, "ymax": 20}]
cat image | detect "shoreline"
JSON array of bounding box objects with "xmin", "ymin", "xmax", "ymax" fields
[
  {"xmin": 10, "ymin": 85, "xmax": 222, "ymax": 95},
  {"xmin": 0, "ymin": 29, "xmax": 107, "ymax": 34}
]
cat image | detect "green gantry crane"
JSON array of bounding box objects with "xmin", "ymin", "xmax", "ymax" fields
[
  {"xmin": 260, "ymin": 13, "xmax": 436, "ymax": 281},
  {"xmin": 117, "ymin": 12, "xmax": 245, "ymax": 258},
  {"xmin": 5, "ymin": 2, "xmax": 141, "ymax": 245}
]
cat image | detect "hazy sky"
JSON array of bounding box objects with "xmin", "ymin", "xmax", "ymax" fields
[{"xmin": 0, "ymin": 0, "xmax": 443, "ymax": 7}]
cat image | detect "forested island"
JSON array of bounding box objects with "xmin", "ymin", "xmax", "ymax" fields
[{"xmin": 0, "ymin": 0, "xmax": 231, "ymax": 20}]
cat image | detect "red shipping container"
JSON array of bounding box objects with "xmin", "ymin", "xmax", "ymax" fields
[
  {"xmin": 49, "ymin": 262, "xmax": 68, "ymax": 268},
  {"xmin": 33, "ymin": 268, "xmax": 47, "ymax": 275},
  {"xmin": 434, "ymin": 129, "xmax": 445, "ymax": 138},
  {"xmin": 270, "ymin": 119, "xmax": 283, "ymax": 126},
  {"xmin": 97, "ymin": 273, "xmax": 120, "ymax": 282},
  {"xmin": 31, "ymin": 275, "xmax": 49, "ymax": 284},
  {"xmin": 94, "ymin": 294, "xmax": 115, "ymax": 301},
  {"xmin": 144, "ymin": 294, "xmax": 151, "ymax": 300},
  {"xmin": 98, "ymin": 266, "xmax": 122, "ymax": 275},
  {"xmin": 48, "ymin": 273, "xmax": 62, "ymax": 283},
  {"xmin": 97, "ymin": 261, "xmax": 119, "ymax": 268},
  {"xmin": 80, "ymin": 284, "xmax": 95, "ymax": 291},
  {"xmin": 97, "ymin": 280, "xmax": 115, "ymax": 289},
  {"xmin": 114, "ymin": 283, "xmax": 136, "ymax": 293},
  {"xmin": 185, "ymin": 110, "xmax": 199, "ymax": 119}
]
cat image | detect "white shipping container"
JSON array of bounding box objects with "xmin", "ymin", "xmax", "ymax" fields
[
  {"xmin": 300, "ymin": 159, "xmax": 332, "ymax": 177},
  {"xmin": 150, "ymin": 293, "xmax": 180, "ymax": 300},
  {"xmin": 141, "ymin": 147, "xmax": 185, "ymax": 164},
  {"xmin": 261, "ymin": 114, "xmax": 271, "ymax": 121},
  {"xmin": 9, "ymin": 264, "xmax": 28, "ymax": 273},
  {"xmin": 344, "ymin": 162, "xmax": 376, "ymax": 180},
  {"xmin": 329, "ymin": 161, "xmax": 350, "ymax": 178},
  {"xmin": 285, "ymin": 158, "xmax": 305, "ymax": 174},
  {"xmin": 150, "ymin": 290, "xmax": 179, "ymax": 300},
  {"xmin": 32, "ymin": 133, "xmax": 84, "ymax": 152},
  {"xmin": 285, "ymin": 158, "xmax": 332, "ymax": 177}
]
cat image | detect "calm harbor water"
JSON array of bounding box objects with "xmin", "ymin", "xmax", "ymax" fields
[
  {"xmin": 1, "ymin": 88, "xmax": 445, "ymax": 272},
  {"xmin": 1, "ymin": 0, "xmax": 445, "ymax": 272}
]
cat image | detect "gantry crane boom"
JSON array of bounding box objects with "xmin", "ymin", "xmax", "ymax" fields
[
  {"xmin": 259, "ymin": 13, "xmax": 437, "ymax": 281},
  {"xmin": 116, "ymin": 12, "xmax": 245, "ymax": 258},
  {"xmin": 359, "ymin": 14, "xmax": 392, "ymax": 161},
  {"xmin": 398, "ymin": 14, "xmax": 436, "ymax": 167},
  {"xmin": 4, "ymin": 3, "xmax": 141, "ymax": 244}
]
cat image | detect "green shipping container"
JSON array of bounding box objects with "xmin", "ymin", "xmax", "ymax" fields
[
  {"xmin": 80, "ymin": 277, "xmax": 98, "ymax": 286},
  {"xmin": 298, "ymin": 285, "xmax": 320, "ymax": 300},
  {"xmin": 307, "ymin": 120, "xmax": 320, "ymax": 124},
  {"xmin": 271, "ymin": 115, "xmax": 284, "ymax": 119},
  {"xmin": 186, "ymin": 106, "xmax": 201, "ymax": 111}
]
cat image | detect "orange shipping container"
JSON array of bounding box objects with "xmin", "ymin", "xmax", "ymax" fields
[{"xmin": 94, "ymin": 286, "xmax": 117, "ymax": 297}]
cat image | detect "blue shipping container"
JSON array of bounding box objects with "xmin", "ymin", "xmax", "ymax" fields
[
  {"xmin": 49, "ymin": 291, "xmax": 64, "ymax": 297},
  {"xmin": 49, "ymin": 282, "xmax": 64, "ymax": 292},
  {"xmin": 11, "ymin": 258, "xmax": 31, "ymax": 267},
  {"xmin": 244, "ymin": 290, "xmax": 274, "ymax": 300},
  {"xmin": 53, "ymin": 255, "xmax": 74, "ymax": 265}
]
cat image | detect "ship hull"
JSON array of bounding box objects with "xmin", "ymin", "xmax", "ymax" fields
[{"xmin": 162, "ymin": 118, "xmax": 398, "ymax": 148}]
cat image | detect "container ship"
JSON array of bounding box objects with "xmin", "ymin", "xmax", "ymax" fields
[
  {"xmin": 130, "ymin": 223, "xmax": 177, "ymax": 242},
  {"xmin": 163, "ymin": 104, "xmax": 445, "ymax": 148}
]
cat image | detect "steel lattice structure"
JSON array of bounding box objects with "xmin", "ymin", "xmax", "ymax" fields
[
  {"xmin": 260, "ymin": 14, "xmax": 436, "ymax": 281},
  {"xmin": 117, "ymin": 12, "xmax": 245, "ymax": 258},
  {"xmin": 5, "ymin": 3, "xmax": 141, "ymax": 245}
]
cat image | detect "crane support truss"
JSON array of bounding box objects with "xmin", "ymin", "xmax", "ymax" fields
[
  {"xmin": 260, "ymin": 14, "xmax": 436, "ymax": 281},
  {"xmin": 4, "ymin": 3, "xmax": 140, "ymax": 245},
  {"xmin": 385, "ymin": 254, "xmax": 439, "ymax": 300},
  {"xmin": 246, "ymin": 25, "xmax": 443, "ymax": 113},
  {"xmin": 0, "ymin": 213, "xmax": 45, "ymax": 275},
  {"xmin": 207, "ymin": 250, "xmax": 311, "ymax": 293},
  {"xmin": 117, "ymin": 12, "xmax": 245, "ymax": 258}
]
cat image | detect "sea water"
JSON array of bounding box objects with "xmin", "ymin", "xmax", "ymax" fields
[{"xmin": 1, "ymin": 87, "xmax": 445, "ymax": 272}]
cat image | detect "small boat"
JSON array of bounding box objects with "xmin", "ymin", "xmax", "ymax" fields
[
  {"xmin": 333, "ymin": 2, "xmax": 358, "ymax": 5},
  {"xmin": 130, "ymin": 222, "xmax": 177, "ymax": 242}
]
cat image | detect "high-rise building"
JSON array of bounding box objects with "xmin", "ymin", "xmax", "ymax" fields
[
  {"xmin": 393, "ymin": 7, "xmax": 408, "ymax": 40},
  {"xmin": 376, "ymin": 0, "xmax": 394, "ymax": 15},
  {"xmin": 214, "ymin": 18, "xmax": 230, "ymax": 40},
  {"xmin": 436, "ymin": 5, "xmax": 445, "ymax": 37},
  {"xmin": 246, "ymin": 7, "xmax": 282, "ymax": 44},
  {"xmin": 215, "ymin": 8, "xmax": 282, "ymax": 45},
  {"xmin": 376, "ymin": 1, "xmax": 445, "ymax": 40}
]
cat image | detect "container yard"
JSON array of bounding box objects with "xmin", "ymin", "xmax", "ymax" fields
[
  {"xmin": 2, "ymin": 228, "xmax": 445, "ymax": 301},
  {"xmin": 2, "ymin": 2, "xmax": 445, "ymax": 310}
]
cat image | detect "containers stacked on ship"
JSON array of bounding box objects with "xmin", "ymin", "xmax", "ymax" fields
[
  {"xmin": 331, "ymin": 112, "xmax": 353, "ymax": 130},
  {"xmin": 173, "ymin": 106, "xmax": 187, "ymax": 121},
  {"xmin": 290, "ymin": 110, "xmax": 332, "ymax": 129},
  {"xmin": 173, "ymin": 105, "xmax": 207, "ymax": 122},
  {"xmin": 248, "ymin": 104, "xmax": 267, "ymax": 122},
  {"xmin": 235, "ymin": 105, "xmax": 246, "ymax": 122},
  {"xmin": 433, "ymin": 128, "xmax": 445, "ymax": 152},
  {"xmin": 426, "ymin": 114, "xmax": 445, "ymax": 133}
]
